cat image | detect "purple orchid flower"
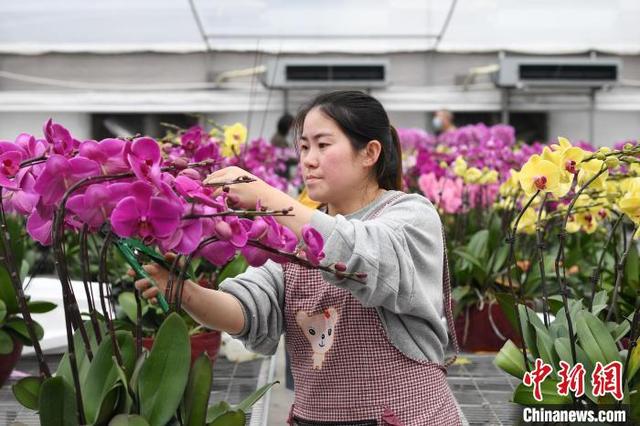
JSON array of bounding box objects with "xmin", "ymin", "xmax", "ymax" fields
[
  {"xmin": 79, "ymin": 138, "xmax": 130, "ymax": 174},
  {"xmin": 301, "ymin": 224, "xmax": 325, "ymax": 266},
  {"xmin": 26, "ymin": 202, "xmax": 55, "ymax": 245},
  {"xmin": 110, "ymin": 181, "xmax": 183, "ymax": 240},
  {"xmin": 44, "ymin": 119, "xmax": 78, "ymax": 157},
  {"xmin": 127, "ymin": 137, "xmax": 162, "ymax": 186},
  {"xmin": 2, "ymin": 169, "xmax": 40, "ymax": 215},
  {"xmin": 33, "ymin": 154, "xmax": 101, "ymax": 206},
  {"xmin": 67, "ymin": 182, "xmax": 132, "ymax": 230},
  {"xmin": 181, "ymin": 126, "xmax": 206, "ymax": 152}
]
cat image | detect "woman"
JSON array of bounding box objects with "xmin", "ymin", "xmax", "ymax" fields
[{"xmin": 133, "ymin": 91, "xmax": 461, "ymax": 425}]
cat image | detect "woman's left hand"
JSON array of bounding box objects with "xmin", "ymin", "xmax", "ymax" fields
[{"xmin": 203, "ymin": 166, "xmax": 271, "ymax": 210}]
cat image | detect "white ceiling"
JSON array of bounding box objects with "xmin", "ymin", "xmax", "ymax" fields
[{"xmin": 1, "ymin": 0, "xmax": 638, "ymax": 54}]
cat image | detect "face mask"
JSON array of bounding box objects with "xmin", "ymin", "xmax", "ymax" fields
[{"xmin": 432, "ymin": 116, "xmax": 443, "ymax": 131}]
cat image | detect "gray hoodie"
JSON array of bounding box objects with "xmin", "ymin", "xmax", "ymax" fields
[{"xmin": 218, "ymin": 190, "xmax": 449, "ymax": 364}]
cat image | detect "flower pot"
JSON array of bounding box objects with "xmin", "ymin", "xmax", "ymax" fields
[
  {"xmin": 0, "ymin": 336, "xmax": 24, "ymax": 388},
  {"xmin": 142, "ymin": 329, "xmax": 221, "ymax": 366},
  {"xmin": 454, "ymin": 302, "xmax": 521, "ymax": 352}
]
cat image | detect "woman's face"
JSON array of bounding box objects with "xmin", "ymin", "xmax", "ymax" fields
[{"xmin": 299, "ymin": 107, "xmax": 370, "ymax": 204}]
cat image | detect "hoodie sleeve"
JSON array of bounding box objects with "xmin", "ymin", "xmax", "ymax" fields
[{"xmin": 217, "ymin": 259, "xmax": 284, "ymax": 356}]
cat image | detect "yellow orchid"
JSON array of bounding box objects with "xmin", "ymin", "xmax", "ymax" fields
[
  {"xmin": 575, "ymin": 211, "xmax": 599, "ymax": 234},
  {"xmin": 518, "ymin": 154, "xmax": 563, "ymax": 198},
  {"xmin": 453, "ymin": 156, "xmax": 467, "ymax": 177},
  {"xmin": 577, "ymin": 159, "xmax": 608, "ymax": 191},
  {"xmin": 478, "ymin": 169, "xmax": 499, "ymax": 185},
  {"xmin": 515, "ymin": 205, "xmax": 546, "ymax": 235},
  {"xmin": 541, "ymin": 147, "xmax": 572, "ymax": 197},
  {"xmin": 463, "ymin": 167, "xmax": 483, "ymax": 184},
  {"xmin": 618, "ymin": 177, "xmax": 640, "ymax": 225},
  {"xmin": 499, "ymin": 169, "xmax": 520, "ymax": 197},
  {"xmin": 221, "ymin": 123, "xmax": 248, "ymax": 157}
]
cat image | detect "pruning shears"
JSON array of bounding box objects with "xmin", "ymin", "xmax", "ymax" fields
[{"xmin": 107, "ymin": 233, "xmax": 194, "ymax": 314}]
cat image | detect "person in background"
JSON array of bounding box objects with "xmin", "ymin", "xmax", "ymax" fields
[
  {"xmin": 271, "ymin": 112, "xmax": 295, "ymax": 148},
  {"xmin": 432, "ymin": 109, "xmax": 457, "ymax": 134}
]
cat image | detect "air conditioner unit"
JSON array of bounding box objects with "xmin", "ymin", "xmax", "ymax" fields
[
  {"xmin": 494, "ymin": 57, "xmax": 621, "ymax": 88},
  {"xmin": 263, "ymin": 57, "xmax": 389, "ymax": 89}
]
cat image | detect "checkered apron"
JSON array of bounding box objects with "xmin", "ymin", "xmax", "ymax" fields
[{"xmin": 284, "ymin": 193, "xmax": 461, "ymax": 426}]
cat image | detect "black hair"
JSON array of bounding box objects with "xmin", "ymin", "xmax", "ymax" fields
[
  {"xmin": 276, "ymin": 113, "xmax": 294, "ymax": 136},
  {"xmin": 292, "ymin": 90, "xmax": 403, "ymax": 191}
]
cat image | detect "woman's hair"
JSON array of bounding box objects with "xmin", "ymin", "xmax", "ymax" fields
[{"xmin": 292, "ymin": 90, "xmax": 403, "ymax": 191}]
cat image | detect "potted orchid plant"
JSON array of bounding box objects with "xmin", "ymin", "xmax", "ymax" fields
[
  {"xmin": 493, "ymin": 137, "xmax": 640, "ymax": 423},
  {"xmin": 1, "ymin": 119, "xmax": 359, "ymax": 425}
]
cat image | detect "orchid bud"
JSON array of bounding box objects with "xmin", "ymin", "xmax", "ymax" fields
[
  {"xmin": 178, "ymin": 168, "xmax": 201, "ymax": 180},
  {"xmin": 162, "ymin": 143, "xmax": 173, "ymax": 153},
  {"xmin": 334, "ymin": 262, "xmax": 347, "ymax": 272},
  {"xmin": 355, "ymin": 272, "xmax": 368, "ymax": 280},
  {"xmin": 604, "ymin": 156, "xmax": 619, "ymax": 169},
  {"xmin": 172, "ymin": 158, "xmax": 188, "ymax": 170}
]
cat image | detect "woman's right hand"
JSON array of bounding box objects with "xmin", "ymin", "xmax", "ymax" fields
[{"xmin": 128, "ymin": 252, "xmax": 177, "ymax": 305}]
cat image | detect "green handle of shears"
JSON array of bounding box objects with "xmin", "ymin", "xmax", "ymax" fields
[{"xmin": 114, "ymin": 240, "xmax": 170, "ymax": 313}]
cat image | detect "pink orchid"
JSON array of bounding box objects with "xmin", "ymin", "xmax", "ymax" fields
[
  {"xmin": 301, "ymin": 224, "xmax": 325, "ymax": 266},
  {"xmin": 110, "ymin": 181, "xmax": 183, "ymax": 240},
  {"xmin": 127, "ymin": 137, "xmax": 162, "ymax": 186},
  {"xmin": 44, "ymin": 119, "xmax": 78, "ymax": 157},
  {"xmin": 67, "ymin": 183, "xmax": 132, "ymax": 230},
  {"xmin": 79, "ymin": 138, "xmax": 129, "ymax": 174},
  {"xmin": 33, "ymin": 154, "xmax": 101, "ymax": 206},
  {"xmin": 418, "ymin": 173, "xmax": 463, "ymax": 214},
  {"xmin": 26, "ymin": 202, "xmax": 55, "ymax": 245},
  {"xmin": 2, "ymin": 169, "xmax": 39, "ymax": 215}
]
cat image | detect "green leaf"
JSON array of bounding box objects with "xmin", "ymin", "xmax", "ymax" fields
[
  {"xmin": 26, "ymin": 301, "xmax": 57, "ymax": 314},
  {"xmin": 627, "ymin": 338, "xmax": 640, "ymax": 383},
  {"xmin": 208, "ymin": 410, "xmax": 246, "ymax": 426},
  {"xmin": 5, "ymin": 317, "xmax": 43, "ymax": 345},
  {"xmin": 489, "ymin": 245, "xmax": 509, "ymax": 273},
  {"xmin": 467, "ymin": 229, "xmax": 489, "ymax": 263},
  {"xmin": 183, "ymin": 353, "xmax": 213, "ymax": 426},
  {"xmin": 518, "ymin": 305, "xmax": 540, "ymax": 359},
  {"xmin": 610, "ymin": 316, "xmax": 632, "ymax": 343},
  {"xmin": 39, "ymin": 376, "xmax": 79, "ymax": 426},
  {"xmin": 109, "ymin": 414, "xmax": 151, "ymax": 426},
  {"xmin": 547, "ymin": 296, "xmax": 564, "ymax": 315},
  {"xmin": 235, "ymin": 381, "xmax": 279, "ymax": 412},
  {"xmin": 0, "ymin": 329, "xmax": 14, "ymax": 354},
  {"xmin": 138, "ymin": 313, "xmax": 190, "ymax": 426},
  {"xmin": 624, "ymin": 243, "xmax": 639, "ymax": 290},
  {"xmin": 553, "ymin": 337, "xmax": 596, "ymax": 403},
  {"xmin": 206, "ymin": 401, "xmax": 232, "ymax": 423},
  {"xmin": 0, "ymin": 266, "xmax": 18, "ymax": 315},
  {"xmin": 56, "ymin": 320, "xmax": 105, "ymax": 388},
  {"xmin": 575, "ymin": 310, "xmax": 621, "ymax": 366},
  {"xmin": 533, "ymin": 325, "xmax": 558, "ymax": 368},
  {"xmin": 11, "ymin": 376, "xmax": 43, "ymax": 410},
  {"xmin": 118, "ymin": 292, "xmax": 144, "ymax": 324},
  {"xmin": 82, "ymin": 331, "xmax": 135, "ymax": 424},
  {"xmin": 0, "ymin": 299, "xmax": 6, "ymax": 322},
  {"xmin": 216, "ymin": 255, "xmax": 249, "ymax": 286},
  {"xmin": 452, "ymin": 248, "xmax": 486, "ymax": 274},
  {"xmin": 495, "ymin": 293, "xmax": 518, "ymax": 332},
  {"xmin": 495, "ymin": 339, "xmax": 527, "ymax": 379},
  {"xmin": 592, "ymin": 290, "xmax": 608, "ymax": 309},
  {"xmin": 512, "ymin": 378, "xmax": 573, "ymax": 405}
]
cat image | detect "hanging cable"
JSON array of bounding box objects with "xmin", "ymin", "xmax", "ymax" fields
[
  {"xmin": 432, "ymin": 0, "xmax": 459, "ymax": 51},
  {"xmin": 187, "ymin": 0, "xmax": 213, "ymax": 52}
]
